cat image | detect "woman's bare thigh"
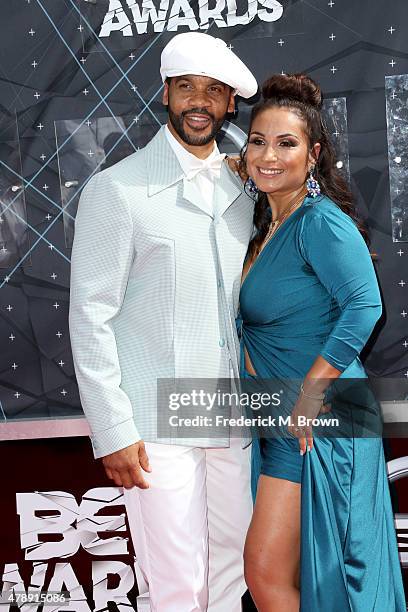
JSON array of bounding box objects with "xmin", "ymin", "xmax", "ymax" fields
[{"xmin": 245, "ymin": 474, "xmax": 301, "ymax": 587}]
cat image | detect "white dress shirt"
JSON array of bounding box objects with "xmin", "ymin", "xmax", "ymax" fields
[{"xmin": 165, "ymin": 124, "xmax": 225, "ymax": 215}]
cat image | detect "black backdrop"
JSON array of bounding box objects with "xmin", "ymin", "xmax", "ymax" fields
[
  {"xmin": 0, "ymin": 1, "xmax": 408, "ymax": 608},
  {"xmin": 1, "ymin": 0, "xmax": 408, "ymax": 420}
]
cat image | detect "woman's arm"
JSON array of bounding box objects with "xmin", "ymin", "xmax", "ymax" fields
[
  {"xmin": 290, "ymin": 204, "xmax": 382, "ymax": 452},
  {"xmin": 300, "ymin": 205, "xmax": 382, "ymax": 376}
]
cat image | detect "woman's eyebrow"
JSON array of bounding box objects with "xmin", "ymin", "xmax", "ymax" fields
[
  {"xmin": 277, "ymin": 133, "xmax": 299, "ymax": 138},
  {"xmin": 249, "ymin": 131, "xmax": 300, "ymax": 138}
]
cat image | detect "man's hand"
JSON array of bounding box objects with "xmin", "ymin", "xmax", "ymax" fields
[
  {"xmin": 102, "ymin": 441, "xmax": 151, "ymax": 489},
  {"xmin": 226, "ymin": 155, "xmax": 248, "ymax": 181}
]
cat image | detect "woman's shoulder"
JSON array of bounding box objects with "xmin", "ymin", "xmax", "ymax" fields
[
  {"xmin": 303, "ymin": 194, "xmax": 345, "ymax": 217},
  {"xmin": 301, "ymin": 194, "xmax": 358, "ymax": 231},
  {"xmin": 297, "ymin": 194, "xmax": 365, "ymax": 258}
]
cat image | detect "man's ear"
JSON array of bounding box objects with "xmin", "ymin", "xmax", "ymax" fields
[
  {"xmin": 227, "ymin": 90, "xmax": 236, "ymax": 114},
  {"xmin": 162, "ymin": 81, "xmax": 169, "ymax": 106}
]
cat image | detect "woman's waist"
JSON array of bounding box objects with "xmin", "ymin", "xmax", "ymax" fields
[
  {"xmin": 240, "ymin": 331, "xmax": 367, "ymax": 379},
  {"xmin": 241, "ymin": 322, "xmax": 332, "ymax": 345}
]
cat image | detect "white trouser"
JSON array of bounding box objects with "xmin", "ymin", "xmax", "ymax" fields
[{"xmin": 123, "ymin": 438, "xmax": 252, "ymax": 612}]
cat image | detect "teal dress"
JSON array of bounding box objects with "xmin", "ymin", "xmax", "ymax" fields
[{"xmin": 239, "ymin": 194, "xmax": 405, "ymax": 611}]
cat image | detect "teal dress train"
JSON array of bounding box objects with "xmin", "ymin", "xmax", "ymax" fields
[{"xmin": 239, "ymin": 194, "xmax": 405, "ymax": 611}]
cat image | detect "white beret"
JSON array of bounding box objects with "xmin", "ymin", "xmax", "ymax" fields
[{"xmin": 160, "ymin": 33, "xmax": 258, "ymax": 99}]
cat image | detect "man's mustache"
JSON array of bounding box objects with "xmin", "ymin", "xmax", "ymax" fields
[{"xmin": 182, "ymin": 108, "xmax": 215, "ymax": 121}]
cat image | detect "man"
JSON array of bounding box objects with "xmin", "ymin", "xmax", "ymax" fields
[{"xmin": 69, "ymin": 32, "xmax": 257, "ymax": 611}]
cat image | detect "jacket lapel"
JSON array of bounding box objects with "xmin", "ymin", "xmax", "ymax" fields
[
  {"xmin": 182, "ymin": 178, "xmax": 212, "ymax": 216},
  {"xmin": 213, "ymin": 163, "xmax": 243, "ymax": 219},
  {"xmin": 146, "ymin": 126, "xmax": 184, "ymax": 196},
  {"xmin": 146, "ymin": 127, "xmax": 243, "ymax": 218}
]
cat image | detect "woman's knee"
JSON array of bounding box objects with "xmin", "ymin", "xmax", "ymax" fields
[
  {"xmin": 244, "ymin": 550, "xmax": 300, "ymax": 612},
  {"xmin": 244, "ymin": 541, "xmax": 299, "ymax": 592},
  {"xmin": 244, "ymin": 545, "xmax": 275, "ymax": 590}
]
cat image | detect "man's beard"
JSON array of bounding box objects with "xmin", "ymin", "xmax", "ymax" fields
[{"xmin": 168, "ymin": 106, "xmax": 226, "ymax": 146}]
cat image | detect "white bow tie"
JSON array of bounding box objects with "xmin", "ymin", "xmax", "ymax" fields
[{"xmin": 186, "ymin": 153, "xmax": 226, "ymax": 181}]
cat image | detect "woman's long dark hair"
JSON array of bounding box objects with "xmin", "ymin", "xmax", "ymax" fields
[{"xmin": 240, "ymin": 74, "xmax": 368, "ymax": 260}]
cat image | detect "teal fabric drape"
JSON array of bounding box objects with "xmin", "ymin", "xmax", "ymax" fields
[{"xmin": 240, "ymin": 195, "xmax": 405, "ymax": 610}]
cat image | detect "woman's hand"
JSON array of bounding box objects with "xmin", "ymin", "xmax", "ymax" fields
[
  {"xmin": 288, "ymin": 357, "xmax": 341, "ymax": 454},
  {"xmin": 287, "ymin": 386, "xmax": 330, "ymax": 455}
]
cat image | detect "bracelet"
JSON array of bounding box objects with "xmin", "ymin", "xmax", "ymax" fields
[{"xmin": 300, "ymin": 383, "xmax": 325, "ymax": 402}]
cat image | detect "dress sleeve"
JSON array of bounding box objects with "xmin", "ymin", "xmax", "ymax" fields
[{"xmin": 299, "ymin": 205, "xmax": 382, "ymax": 371}]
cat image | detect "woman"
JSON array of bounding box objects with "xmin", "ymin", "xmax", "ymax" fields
[{"xmin": 236, "ymin": 74, "xmax": 405, "ymax": 611}]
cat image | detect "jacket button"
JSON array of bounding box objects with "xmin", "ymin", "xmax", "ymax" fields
[{"xmin": 219, "ymin": 338, "xmax": 226, "ymax": 347}]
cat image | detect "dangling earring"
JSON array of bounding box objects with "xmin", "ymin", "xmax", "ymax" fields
[
  {"xmin": 306, "ymin": 166, "xmax": 321, "ymax": 198},
  {"xmin": 246, "ymin": 177, "xmax": 259, "ymax": 199}
]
